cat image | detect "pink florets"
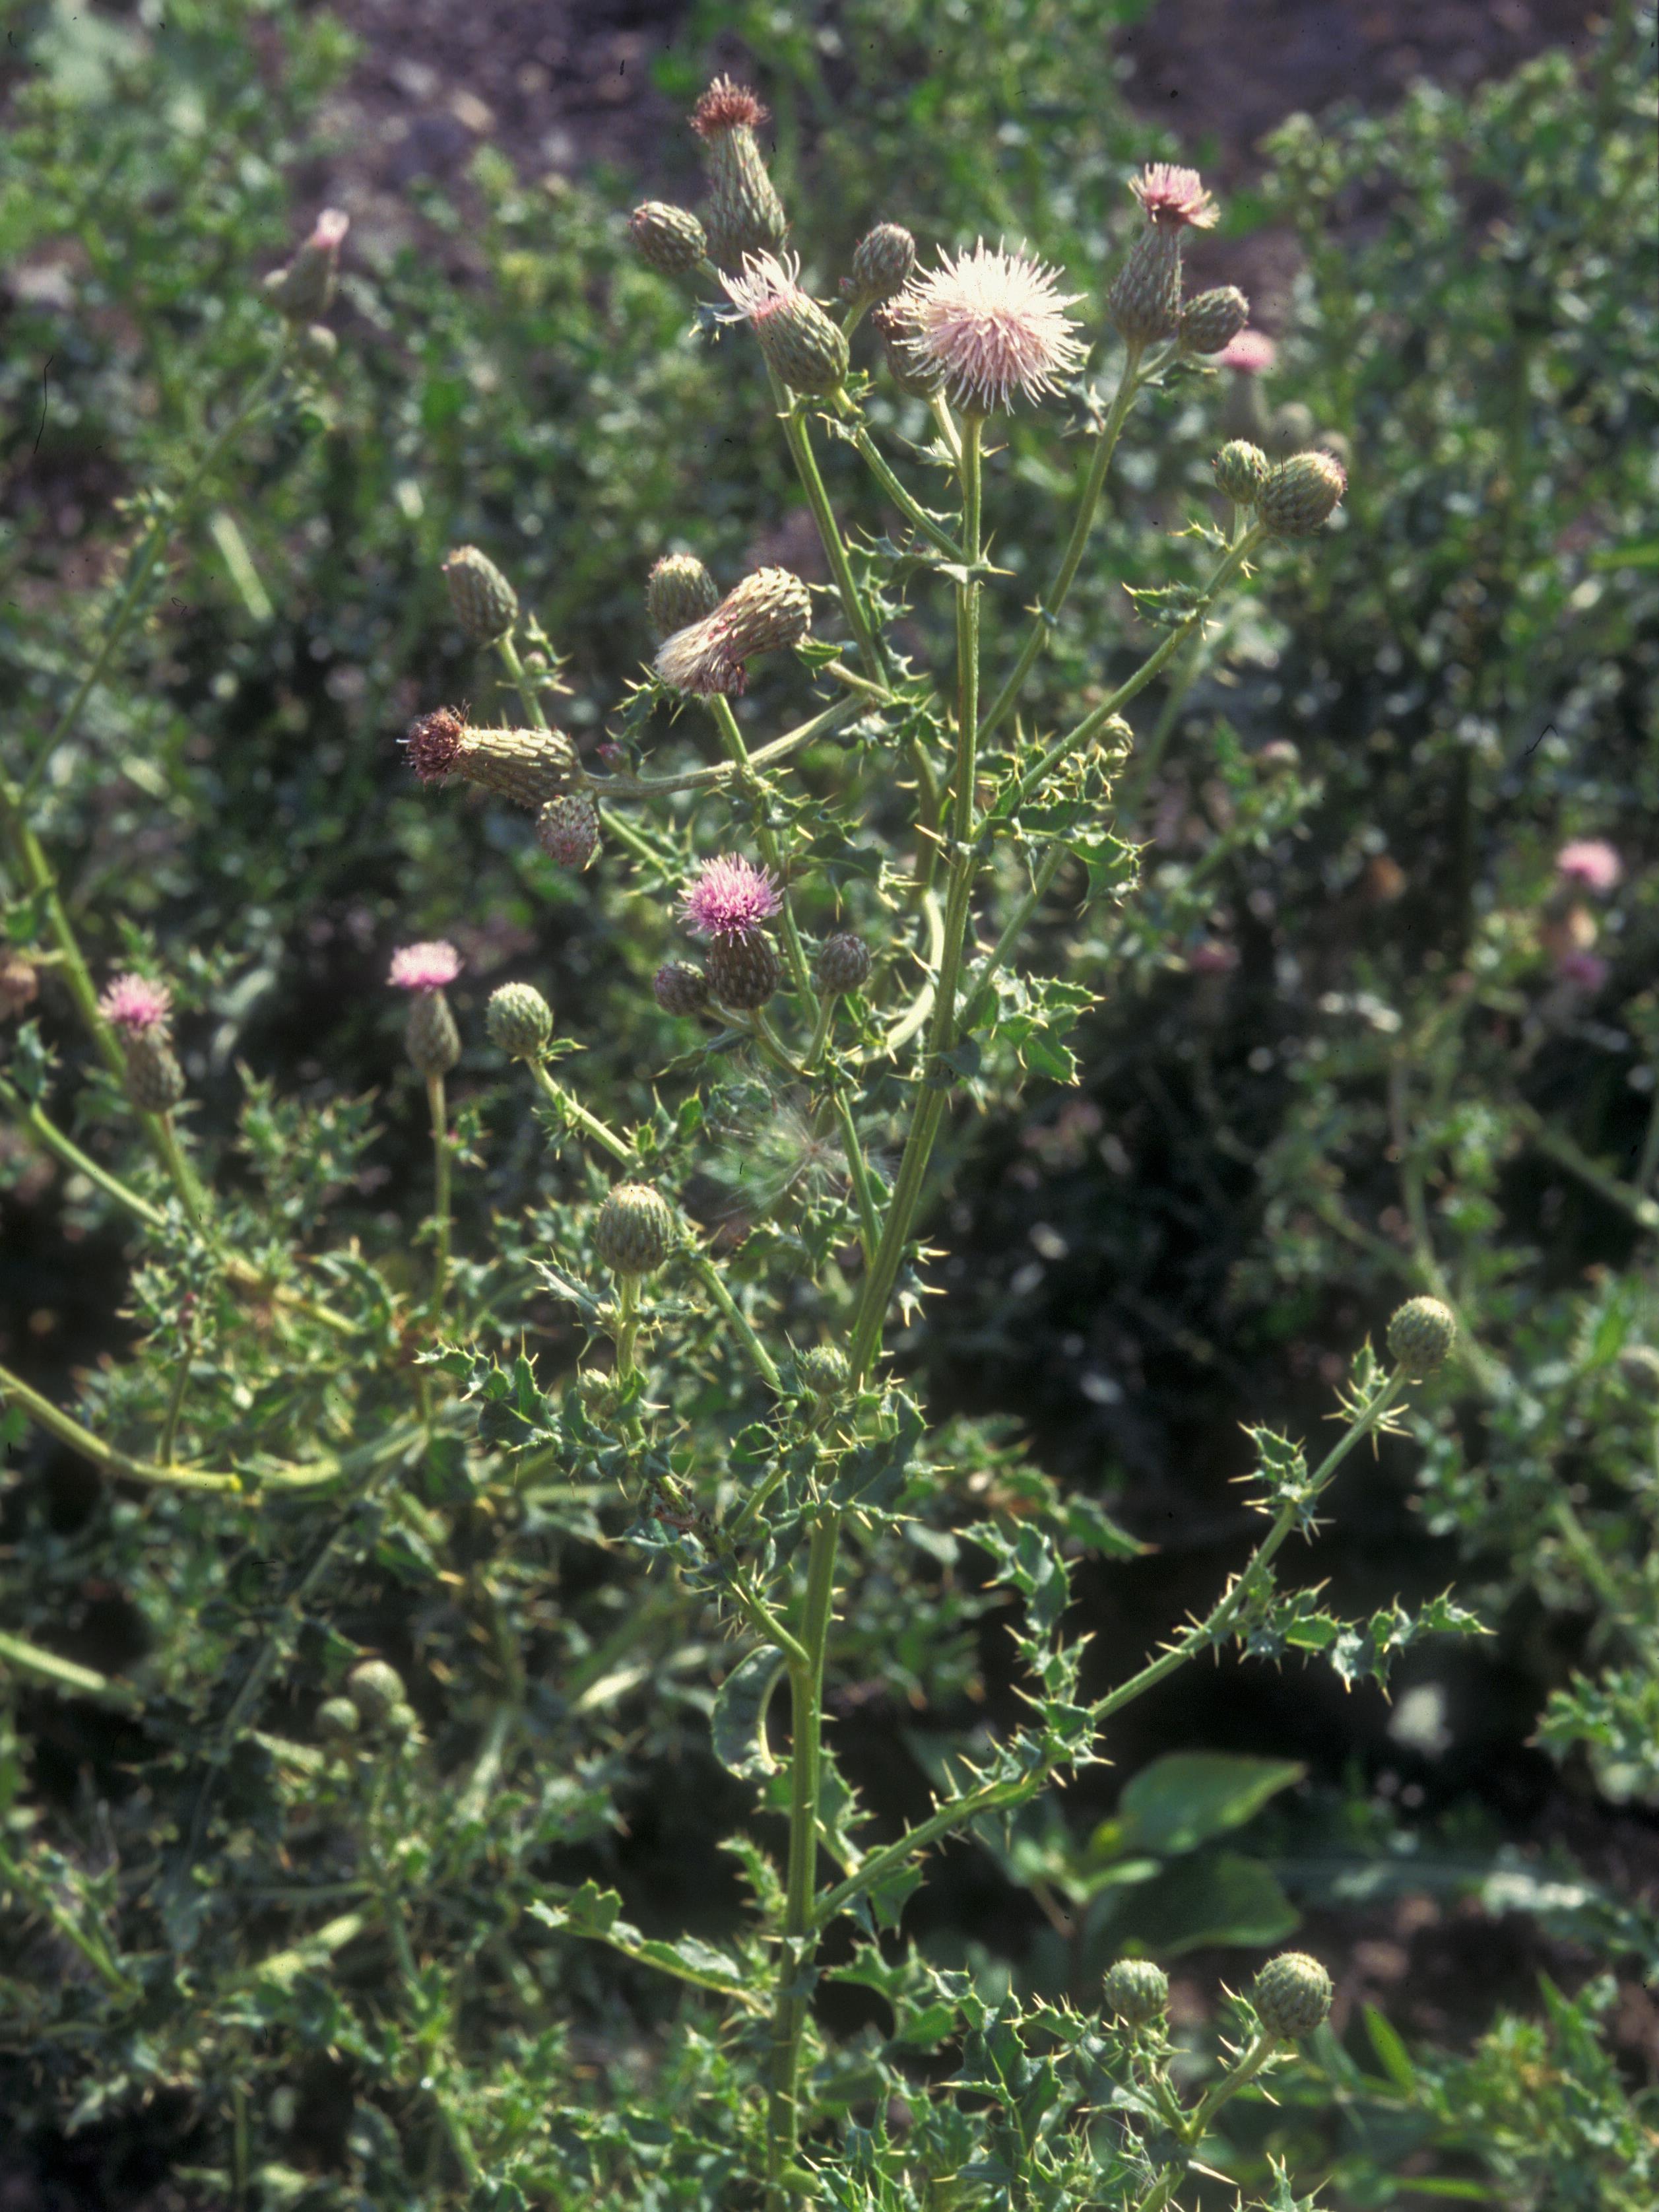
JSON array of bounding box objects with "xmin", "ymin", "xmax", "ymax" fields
[
  {"xmin": 892, "ymin": 241, "xmax": 1086, "ymax": 414},
  {"xmin": 1557, "ymin": 950, "xmax": 1610, "ymax": 992},
  {"xmin": 680, "ymin": 855, "xmax": 783, "ymax": 939},
  {"xmin": 1130, "ymin": 163, "xmax": 1220, "ymax": 230},
  {"xmin": 309, "ymin": 208, "xmax": 350, "ymax": 252},
  {"xmin": 1218, "ymin": 328, "xmax": 1278, "ymax": 374},
  {"xmin": 719, "ymin": 250, "xmax": 808, "ymax": 326},
  {"xmin": 99, "ymin": 972, "xmax": 172, "ymax": 1036},
  {"xmin": 1556, "ymin": 839, "xmax": 1622, "ymax": 894},
  {"xmin": 389, "ymin": 941, "xmax": 462, "ymax": 992}
]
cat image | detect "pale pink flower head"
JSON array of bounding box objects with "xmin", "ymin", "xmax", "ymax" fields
[
  {"xmin": 891, "ymin": 240, "xmax": 1086, "ymax": 414},
  {"xmin": 718, "ymin": 248, "xmax": 808, "ymax": 327},
  {"xmin": 389, "ymin": 941, "xmax": 462, "ymax": 993},
  {"xmin": 309, "ymin": 208, "xmax": 350, "ymax": 253},
  {"xmin": 1557, "ymin": 949, "xmax": 1610, "ymax": 993},
  {"xmin": 680, "ymin": 854, "xmax": 783, "ymax": 940},
  {"xmin": 1218, "ymin": 328, "xmax": 1277, "ymax": 375},
  {"xmin": 1556, "ymin": 839, "xmax": 1622, "ymax": 894},
  {"xmin": 1130, "ymin": 163, "xmax": 1220, "ymax": 231},
  {"xmin": 99, "ymin": 973, "xmax": 172, "ymax": 1036}
]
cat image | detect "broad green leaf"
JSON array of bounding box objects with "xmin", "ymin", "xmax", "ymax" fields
[
  {"xmin": 711, "ymin": 1646, "xmax": 785, "ymax": 1782},
  {"xmin": 1093, "ymin": 1752, "xmax": 1305, "ymax": 1860},
  {"xmin": 1114, "ymin": 1849, "xmax": 1299, "ymax": 1956}
]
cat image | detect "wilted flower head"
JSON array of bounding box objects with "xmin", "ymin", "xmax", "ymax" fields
[
  {"xmin": 1556, "ymin": 839, "xmax": 1622, "ymax": 893},
  {"xmin": 690, "ymin": 76, "xmax": 767, "ymax": 138},
  {"xmin": 719, "ymin": 249, "xmax": 809, "ymax": 327},
  {"xmin": 1218, "ymin": 328, "xmax": 1278, "ymax": 375},
  {"xmin": 1130, "ymin": 163, "xmax": 1219, "ymax": 230},
  {"xmin": 718, "ymin": 251, "xmax": 850, "ymax": 391},
  {"xmin": 100, "ymin": 973, "xmax": 172, "ymax": 1036},
  {"xmin": 389, "ymin": 941, "xmax": 462, "ymax": 993},
  {"xmin": 680, "ymin": 855, "xmax": 783, "ymax": 939},
  {"xmin": 655, "ymin": 566, "xmax": 811, "ymax": 697},
  {"xmin": 892, "ymin": 241, "xmax": 1085, "ymax": 414}
]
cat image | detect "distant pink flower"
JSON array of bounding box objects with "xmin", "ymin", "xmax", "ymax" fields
[
  {"xmin": 389, "ymin": 941, "xmax": 462, "ymax": 992},
  {"xmin": 1130, "ymin": 163, "xmax": 1220, "ymax": 231},
  {"xmin": 99, "ymin": 973, "xmax": 172, "ymax": 1036},
  {"xmin": 680, "ymin": 855, "xmax": 782, "ymax": 939},
  {"xmin": 1188, "ymin": 941, "xmax": 1239, "ymax": 974},
  {"xmin": 892, "ymin": 241, "xmax": 1086, "ymax": 413},
  {"xmin": 1557, "ymin": 950, "xmax": 1610, "ymax": 992},
  {"xmin": 1218, "ymin": 328, "xmax": 1277, "ymax": 374},
  {"xmin": 1556, "ymin": 839, "xmax": 1622, "ymax": 894}
]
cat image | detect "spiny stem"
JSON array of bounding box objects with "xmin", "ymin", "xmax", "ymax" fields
[
  {"xmin": 685, "ymin": 1250, "xmax": 783, "ymax": 1393},
  {"xmin": 527, "ymin": 1057, "xmax": 634, "ymax": 1164},
  {"xmin": 706, "ymin": 694, "xmax": 819, "ymax": 1015},
  {"xmin": 769, "ymin": 369, "xmax": 886, "ymax": 683}
]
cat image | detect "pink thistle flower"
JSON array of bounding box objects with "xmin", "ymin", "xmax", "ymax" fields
[
  {"xmin": 690, "ymin": 76, "xmax": 768, "ymax": 138},
  {"xmin": 891, "ymin": 240, "xmax": 1086, "ymax": 414},
  {"xmin": 680, "ymin": 855, "xmax": 783, "ymax": 940},
  {"xmin": 1188, "ymin": 941, "xmax": 1239, "ymax": 975},
  {"xmin": 99, "ymin": 973, "xmax": 172, "ymax": 1036},
  {"xmin": 718, "ymin": 248, "xmax": 810, "ymax": 327},
  {"xmin": 389, "ymin": 941, "xmax": 463, "ymax": 993},
  {"xmin": 1557, "ymin": 950, "xmax": 1610, "ymax": 992},
  {"xmin": 309, "ymin": 208, "xmax": 350, "ymax": 253},
  {"xmin": 1556, "ymin": 839, "xmax": 1622, "ymax": 894},
  {"xmin": 1217, "ymin": 328, "xmax": 1278, "ymax": 374},
  {"xmin": 1130, "ymin": 163, "xmax": 1220, "ymax": 230}
]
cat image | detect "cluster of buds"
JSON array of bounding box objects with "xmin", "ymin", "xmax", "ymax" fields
[
  {"xmin": 389, "ymin": 941, "xmax": 462, "ymax": 1079},
  {"xmin": 629, "ymin": 78, "xmax": 787, "ymax": 288},
  {"xmin": 98, "ymin": 973, "xmax": 184, "ymax": 1114},
  {"xmin": 404, "ymin": 706, "xmax": 577, "ymax": 811},
  {"xmin": 655, "ymin": 566, "xmax": 812, "ymax": 698},
  {"xmin": 318, "ymin": 1658, "xmax": 420, "ymax": 1749},
  {"xmin": 1212, "ymin": 440, "xmax": 1346, "ymax": 536}
]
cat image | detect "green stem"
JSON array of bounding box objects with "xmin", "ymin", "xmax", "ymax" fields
[
  {"xmin": 158, "ymin": 1323, "xmax": 196, "ymax": 1468},
  {"xmin": 803, "ymin": 995, "xmax": 835, "ymax": 1075},
  {"xmin": 154, "ymin": 1108, "xmax": 209, "ymax": 1228},
  {"xmin": 977, "ymin": 345, "xmax": 1144, "ymax": 745},
  {"xmin": 527, "ymin": 1057, "xmax": 634, "ymax": 1164},
  {"xmin": 832, "ymin": 1085, "xmax": 881, "ymax": 1264},
  {"xmin": 587, "ymin": 694, "xmax": 866, "ymax": 799},
  {"xmin": 0, "ymin": 1627, "xmax": 142, "ymax": 1708},
  {"xmin": 612, "ymin": 1273, "xmax": 639, "ymax": 1384},
  {"xmin": 707, "ymin": 694, "xmax": 818, "ymax": 1013},
  {"xmin": 0, "ymin": 1832, "xmax": 141, "ymax": 2001},
  {"xmin": 686, "ymin": 1250, "xmax": 784, "ymax": 1393},
  {"xmin": 964, "ymin": 839, "xmax": 1072, "ymax": 1007},
  {"xmin": 841, "ymin": 413, "xmax": 963, "ymax": 559},
  {"xmin": 770, "ymin": 370, "xmax": 886, "ymax": 683},
  {"xmin": 496, "ymin": 630, "xmax": 551, "ymax": 731},
  {"xmin": 426, "ymin": 1073, "xmax": 451, "ymax": 1324},
  {"xmin": 767, "ymin": 1508, "xmax": 841, "ymax": 2205}
]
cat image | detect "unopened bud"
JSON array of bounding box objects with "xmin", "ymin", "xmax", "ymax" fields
[
  {"xmin": 872, "ymin": 304, "xmax": 945, "ymax": 398},
  {"xmin": 1103, "ymin": 1957, "xmax": 1169, "ymax": 2027},
  {"xmin": 1214, "ymin": 439, "xmax": 1271, "ymax": 506},
  {"xmin": 346, "ymin": 1658, "xmax": 405, "ymax": 1727},
  {"xmin": 1258, "ymin": 451, "xmax": 1346, "ymax": 537},
  {"xmin": 847, "ymin": 223, "xmax": 916, "ymax": 305},
  {"xmin": 265, "ymin": 208, "xmax": 348, "ymax": 323},
  {"xmin": 406, "ymin": 989, "xmax": 461, "ymax": 1079},
  {"xmin": 1107, "ymin": 227, "xmax": 1183, "ymax": 347},
  {"xmin": 707, "ymin": 930, "xmax": 781, "ymax": 1011},
  {"xmin": 486, "ymin": 982, "xmax": 553, "ymax": 1060},
  {"xmin": 317, "ymin": 1696, "xmax": 361, "ymax": 1743},
  {"xmin": 1251, "ymin": 1951, "xmax": 1333, "ymax": 2039},
  {"xmin": 537, "ymin": 789, "xmax": 601, "ymax": 871},
  {"xmin": 124, "ymin": 1032, "xmax": 185, "ymax": 1115},
  {"xmin": 629, "ymin": 201, "xmax": 709, "ymax": 277},
  {"xmin": 797, "ymin": 1345, "xmax": 849, "ymax": 1399},
  {"xmin": 1386, "ymin": 1296, "xmax": 1456, "ymax": 1376},
  {"xmin": 647, "ymin": 553, "xmax": 721, "ymax": 641},
  {"xmin": 814, "ymin": 931, "xmax": 870, "ymax": 996},
  {"xmin": 442, "ymin": 545, "xmax": 519, "ymax": 643},
  {"xmin": 595, "ymin": 1182, "xmax": 675, "ymax": 1276},
  {"xmin": 0, "ymin": 956, "xmax": 40, "ymax": 1017},
  {"xmin": 653, "ymin": 962, "xmax": 710, "ymax": 1017},
  {"xmin": 1179, "ymin": 286, "xmax": 1250, "ymax": 355}
]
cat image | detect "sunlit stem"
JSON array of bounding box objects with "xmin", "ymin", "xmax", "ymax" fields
[{"xmin": 426, "ymin": 1073, "xmax": 451, "ymax": 1323}]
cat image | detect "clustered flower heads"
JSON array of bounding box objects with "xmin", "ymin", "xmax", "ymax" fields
[
  {"xmin": 890, "ymin": 240, "xmax": 1086, "ymax": 415},
  {"xmin": 1109, "ymin": 162, "xmax": 1222, "ymax": 349},
  {"xmin": 655, "ymin": 566, "xmax": 812, "ymax": 697}
]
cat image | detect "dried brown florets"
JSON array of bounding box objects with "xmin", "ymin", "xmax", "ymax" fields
[
  {"xmin": 690, "ymin": 77, "xmax": 767, "ymax": 138},
  {"xmin": 405, "ymin": 706, "xmax": 467, "ymax": 783}
]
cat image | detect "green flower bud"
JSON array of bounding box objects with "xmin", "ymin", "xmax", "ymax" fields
[
  {"xmin": 124, "ymin": 1032, "xmax": 185, "ymax": 1114},
  {"xmin": 653, "ymin": 962, "xmax": 710, "ymax": 1017},
  {"xmin": 1257, "ymin": 450, "xmax": 1346, "ymax": 537},
  {"xmin": 1214, "ymin": 439, "xmax": 1272, "ymax": 506},
  {"xmin": 1386, "ymin": 1295, "xmax": 1457, "ymax": 1376},
  {"xmin": 264, "ymin": 209, "xmax": 348, "ymax": 323},
  {"xmin": 1103, "ymin": 1957, "xmax": 1169, "ymax": 2027},
  {"xmin": 346, "ymin": 1658, "xmax": 405, "ymax": 1727},
  {"xmin": 628, "ymin": 201, "xmax": 708, "ymax": 278},
  {"xmin": 1179, "ymin": 285, "xmax": 1250, "ymax": 355},
  {"xmin": 647, "ymin": 553, "xmax": 720, "ymax": 641},
  {"xmin": 404, "ymin": 709, "xmax": 577, "ymax": 813},
  {"xmin": 486, "ymin": 982, "xmax": 553, "ymax": 1060},
  {"xmin": 872, "ymin": 304, "xmax": 945, "ymax": 398},
  {"xmin": 1251, "ymin": 1951, "xmax": 1333, "ymax": 2040},
  {"xmin": 814, "ymin": 931, "xmax": 871, "ymax": 997},
  {"xmin": 316, "ymin": 1696, "xmax": 361, "ymax": 1743},
  {"xmin": 798, "ymin": 1345, "xmax": 849, "ymax": 1399},
  {"xmin": 537, "ymin": 789, "xmax": 601, "ymax": 872},
  {"xmin": 406, "ymin": 989, "xmax": 461, "ymax": 1079},
  {"xmin": 848, "ymin": 222, "xmax": 916, "ymax": 305},
  {"xmin": 691, "ymin": 78, "xmax": 789, "ymax": 272},
  {"xmin": 296, "ymin": 323, "xmax": 339, "ymax": 371},
  {"xmin": 707, "ymin": 930, "xmax": 781, "ymax": 1012},
  {"xmin": 1107, "ymin": 227, "xmax": 1183, "ymax": 347},
  {"xmin": 595, "ymin": 1182, "xmax": 675, "ymax": 1276},
  {"xmin": 441, "ymin": 545, "xmax": 519, "ymax": 643}
]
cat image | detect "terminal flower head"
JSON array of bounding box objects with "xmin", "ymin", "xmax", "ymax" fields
[
  {"xmin": 680, "ymin": 854, "xmax": 782, "ymax": 940},
  {"xmin": 100, "ymin": 973, "xmax": 172, "ymax": 1036},
  {"xmin": 389, "ymin": 941, "xmax": 462, "ymax": 993},
  {"xmin": 892, "ymin": 240, "xmax": 1085, "ymax": 413}
]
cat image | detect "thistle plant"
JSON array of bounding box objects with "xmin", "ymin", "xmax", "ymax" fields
[{"xmin": 0, "ymin": 71, "xmax": 1512, "ymax": 2212}]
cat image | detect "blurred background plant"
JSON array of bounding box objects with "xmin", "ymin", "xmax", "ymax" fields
[{"xmin": 1, "ymin": 0, "xmax": 1656, "ymax": 2205}]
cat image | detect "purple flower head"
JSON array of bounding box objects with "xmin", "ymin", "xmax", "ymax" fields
[
  {"xmin": 1557, "ymin": 950, "xmax": 1610, "ymax": 993},
  {"xmin": 1556, "ymin": 839, "xmax": 1622, "ymax": 894},
  {"xmin": 99, "ymin": 973, "xmax": 172, "ymax": 1036},
  {"xmin": 680, "ymin": 854, "xmax": 783, "ymax": 940},
  {"xmin": 389, "ymin": 940, "xmax": 462, "ymax": 993},
  {"xmin": 1217, "ymin": 328, "xmax": 1277, "ymax": 375}
]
